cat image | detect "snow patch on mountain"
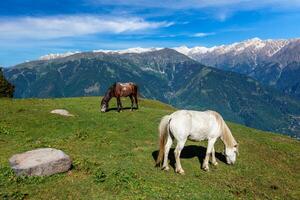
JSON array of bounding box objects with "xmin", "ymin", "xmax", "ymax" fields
[
  {"xmin": 38, "ymin": 48, "xmax": 163, "ymax": 61},
  {"xmin": 39, "ymin": 51, "xmax": 81, "ymax": 60},
  {"xmin": 93, "ymin": 47, "xmax": 162, "ymax": 54},
  {"xmin": 174, "ymin": 45, "xmax": 216, "ymax": 55},
  {"xmin": 174, "ymin": 38, "xmax": 291, "ymax": 58}
]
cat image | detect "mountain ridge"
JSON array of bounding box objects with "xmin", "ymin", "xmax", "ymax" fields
[
  {"xmin": 34, "ymin": 37, "xmax": 299, "ymax": 63},
  {"xmin": 175, "ymin": 38, "xmax": 300, "ymax": 98}
]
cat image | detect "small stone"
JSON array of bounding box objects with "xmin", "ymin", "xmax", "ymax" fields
[
  {"xmin": 50, "ymin": 109, "xmax": 74, "ymax": 116},
  {"xmin": 9, "ymin": 148, "xmax": 72, "ymax": 176}
]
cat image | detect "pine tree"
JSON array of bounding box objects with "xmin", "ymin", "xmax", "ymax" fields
[{"xmin": 0, "ymin": 67, "xmax": 15, "ymax": 98}]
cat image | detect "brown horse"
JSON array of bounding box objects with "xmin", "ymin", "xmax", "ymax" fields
[{"xmin": 100, "ymin": 82, "xmax": 139, "ymax": 112}]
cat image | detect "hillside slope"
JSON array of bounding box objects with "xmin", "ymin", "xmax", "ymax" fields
[
  {"xmin": 3, "ymin": 49, "xmax": 300, "ymax": 137},
  {"xmin": 0, "ymin": 97, "xmax": 299, "ymax": 199}
]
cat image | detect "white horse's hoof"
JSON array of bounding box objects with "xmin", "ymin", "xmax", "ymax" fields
[
  {"xmin": 176, "ymin": 168, "xmax": 185, "ymax": 175},
  {"xmin": 212, "ymin": 161, "xmax": 218, "ymax": 166},
  {"xmin": 163, "ymin": 166, "xmax": 170, "ymax": 171},
  {"xmin": 203, "ymin": 166, "xmax": 209, "ymax": 171}
]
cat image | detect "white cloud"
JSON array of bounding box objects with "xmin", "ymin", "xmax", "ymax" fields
[
  {"xmin": 193, "ymin": 32, "xmax": 215, "ymax": 37},
  {"xmin": 90, "ymin": 0, "xmax": 300, "ymax": 10},
  {"xmin": 0, "ymin": 15, "xmax": 173, "ymax": 39}
]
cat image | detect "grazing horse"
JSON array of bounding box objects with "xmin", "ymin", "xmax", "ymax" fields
[
  {"xmin": 100, "ymin": 82, "xmax": 139, "ymax": 112},
  {"xmin": 156, "ymin": 110, "xmax": 238, "ymax": 174}
]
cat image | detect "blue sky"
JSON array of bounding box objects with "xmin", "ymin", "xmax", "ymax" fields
[{"xmin": 1, "ymin": 0, "xmax": 300, "ymax": 67}]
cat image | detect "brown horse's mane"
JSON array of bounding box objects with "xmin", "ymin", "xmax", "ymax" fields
[
  {"xmin": 109, "ymin": 82, "xmax": 117, "ymax": 91},
  {"xmin": 101, "ymin": 83, "xmax": 116, "ymax": 105},
  {"xmin": 107, "ymin": 82, "xmax": 117, "ymax": 96}
]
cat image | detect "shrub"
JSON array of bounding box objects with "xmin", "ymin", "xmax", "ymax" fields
[{"xmin": 0, "ymin": 67, "xmax": 15, "ymax": 98}]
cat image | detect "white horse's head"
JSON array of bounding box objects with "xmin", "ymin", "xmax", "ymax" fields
[{"xmin": 224, "ymin": 144, "xmax": 238, "ymax": 164}]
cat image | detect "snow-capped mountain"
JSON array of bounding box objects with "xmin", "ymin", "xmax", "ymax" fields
[
  {"xmin": 92, "ymin": 47, "xmax": 162, "ymax": 54},
  {"xmin": 175, "ymin": 38, "xmax": 300, "ymax": 98},
  {"xmin": 39, "ymin": 48, "xmax": 162, "ymax": 61},
  {"xmin": 175, "ymin": 38, "xmax": 294, "ymax": 69},
  {"xmin": 39, "ymin": 51, "xmax": 81, "ymax": 60},
  {"xmin": 38, "ymin": 38, "xmax": 299, "ymax": 65},
  {"xmin": 36, "ymin": 38, "xmax": 300, "ymax": 98}
]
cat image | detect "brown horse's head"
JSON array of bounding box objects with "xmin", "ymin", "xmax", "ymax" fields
[
  {"xmin": 100, "ymin": 98, "xmax": 108, "ymax": 112},
  {"xmin": 100, "ymin": 83, "xmax": 116, "ymax": 112}
]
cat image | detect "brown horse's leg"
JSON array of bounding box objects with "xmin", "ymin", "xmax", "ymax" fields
[
  {"xmin": 117, "ymin": 97, "xmax": 123, "ymax": 112},
  {"xmin": 129, "ymin": 95, "xmax": 134, "ymax": 111},
  {"xmin": 116, "ymin": 97, "xmax": 120, "ymax": 112},
  {"xmin": 134, "ymin": 94, "xmax": 138, "ymax": 109}
]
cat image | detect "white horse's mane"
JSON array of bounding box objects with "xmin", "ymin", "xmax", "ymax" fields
[{"xmin": 210, "ymin": 111, "xmax": 237, "ymax": 148}]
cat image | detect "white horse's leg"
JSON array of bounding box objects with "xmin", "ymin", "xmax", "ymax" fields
[
  {"xmin": 203, "ymin": 138, "xmax": 217, "ymax": 171},
  {"xmin": 162, "ymin": 135, "xmax": 173, "ymax": 171},
  {"xmin": 211, "ymin": 146, "xmax": 218, "ymax": 166},
  {"xmin": 174, "ymin": 140, "xmax": 186, "ymax": 174}
]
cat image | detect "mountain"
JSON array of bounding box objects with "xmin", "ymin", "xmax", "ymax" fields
[
  {"xmin": 3, "ymin": 48, "xmax": 300, "ymax": 137},
  {"xmin": 4, "ymin": 49, "xmax": 192, "ymax": 101},
  {"xmin": 38, "ymin": 48, "xmax": 163, "ymax": 60},
  {"xmin": 276, "ymin": 62, "xmax": 300, "ymax": 97},
  {"xmin": 39, "ymin": 51, "xmax": 81, "ymax": 60},
  {"xmin": 175, "ymin": 38, "xmax": 300, "ymax": 98}
]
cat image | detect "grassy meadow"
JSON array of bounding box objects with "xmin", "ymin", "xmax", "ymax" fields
[{"xmin": 0, "ymin": 97, "xmax": 299, "ymax": 199}]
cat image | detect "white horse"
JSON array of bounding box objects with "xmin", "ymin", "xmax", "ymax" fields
[{"xmin": 156, "ymin": 110, "xmax": 238, "ymax": 174}]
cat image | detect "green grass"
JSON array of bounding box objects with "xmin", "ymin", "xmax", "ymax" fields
[{"xmin": 0, "ymin": 97, "xmax": 299, "ymax": 200}]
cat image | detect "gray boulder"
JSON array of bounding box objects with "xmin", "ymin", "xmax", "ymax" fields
[
  {"xmin": 50, "ymin": 109, "xmax": 74, "ymax": 116},
  {"xmin": 9, "ymin": 148, "xmax": 72, "ymax": 176}
]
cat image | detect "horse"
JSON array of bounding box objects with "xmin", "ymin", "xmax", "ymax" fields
[
  {"xmin": 100, "ymin": 82, "xmax": 139, "ymax": 112},
  {"xmin": 156, "ymin": 110, "xmax": 238, "ymax": 174}
]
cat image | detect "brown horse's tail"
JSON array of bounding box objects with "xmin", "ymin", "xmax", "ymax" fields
[
  {"xmin": 134, "ymin": 84, "xmax": 143, "ymax": 98},
  {"xmin": 156, "ymin": 115, "xmax": 171, "ymax": 167}
]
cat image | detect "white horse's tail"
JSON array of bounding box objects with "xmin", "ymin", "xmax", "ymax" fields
[{"xmin": 156, "ymin": 115, "xmax": 171, "ymax": 166}]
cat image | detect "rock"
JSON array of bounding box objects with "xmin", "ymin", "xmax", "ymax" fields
[
  {"xmin": 50, "ymin": 109, "xmax": 74, "ymax": 116},
  {"xmin": 9, "ymin": 148, "xmax": 72, "ymax": 176}
]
